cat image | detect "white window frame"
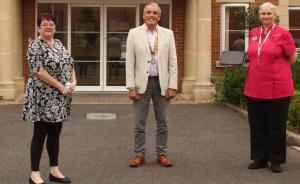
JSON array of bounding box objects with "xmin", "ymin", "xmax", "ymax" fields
[{"xmin": 220, "ymin": 3, "xmax": 249, "ymax": 53}]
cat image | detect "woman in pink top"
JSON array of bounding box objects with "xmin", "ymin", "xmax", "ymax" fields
[{"xmin": 245, "ymin": 2, "xmax": 297, "ymax": 173}]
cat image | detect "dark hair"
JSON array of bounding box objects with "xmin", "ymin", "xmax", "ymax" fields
[{"xmin": 37, "ymin": 12, "xmax": 56, "ymax": 27}]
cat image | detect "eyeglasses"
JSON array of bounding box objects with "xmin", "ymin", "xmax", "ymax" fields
[{"xmin": 260, "ymin": 12, "xmax": 273, "ymax": 16}]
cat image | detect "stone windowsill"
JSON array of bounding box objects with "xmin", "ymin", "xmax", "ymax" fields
[{"xmin": 215, "ymin": 60, "xmax": 249, "ymax": 68}]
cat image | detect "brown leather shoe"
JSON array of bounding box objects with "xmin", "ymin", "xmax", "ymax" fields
[
  {"xmin": 129, "ymin": 155, "xmax": 145, "ymax": 167},
  {"xmin": 157, "ymin": 154, "xmax": 172, "ymax": 167}
]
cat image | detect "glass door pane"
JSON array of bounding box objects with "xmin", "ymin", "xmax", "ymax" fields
[
  {"xmin": 106, "ymin": 7, "xmax": 136, "ymax": 87},
  {"xmin": 53, "ymin": 4, "xmax": 68, "ymax": 47},
  {"xmin": 71, "ymin": 6, "xmax": 101, "ymax": 86}
]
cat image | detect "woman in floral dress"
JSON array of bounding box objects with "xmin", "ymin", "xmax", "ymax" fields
[{"xmin": 23, "ymin": 12, "xmax": 76, "ymax": 184}]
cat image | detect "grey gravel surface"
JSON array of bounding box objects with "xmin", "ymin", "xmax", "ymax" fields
[{"xmin": 0, "ymin": 104, "xmax": 300, "ymax": 184}]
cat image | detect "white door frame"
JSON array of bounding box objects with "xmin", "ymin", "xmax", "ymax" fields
[
  {"xmin": 103, "ymin": 5, "xmax": 137, "ymax": 91},
  {"xmin": 70, "ymin": 4, "xmax": 104, "ymax": 91}
]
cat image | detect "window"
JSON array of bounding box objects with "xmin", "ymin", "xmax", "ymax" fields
[
  {"xmin": 289, "ymin": 7, "xmax": 300, "ymax": 48},
  {"xmin": 221, "ymin": 4, "xmax": 249, "ymax": 52}
]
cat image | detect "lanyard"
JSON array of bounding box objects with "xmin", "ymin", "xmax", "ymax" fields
[
  {"xmin": 257, "ymin": 24, "xmax": 275, "ymax": 63},
  {"xmin": 147, "ymin": 29, "xmax": 158, "ymax": 64}
]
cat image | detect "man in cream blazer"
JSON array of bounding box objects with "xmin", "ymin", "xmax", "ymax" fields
[{"xmin": 126, "ymin": 2, "xmax": 177, "ymax": 167}]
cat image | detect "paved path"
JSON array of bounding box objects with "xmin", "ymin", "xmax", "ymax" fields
[
  {"xmin": 0, "ymin": 104, "xmax": 300, "ymax": 184},
  {"xmin": 13, "ymin": 93, "xmax": 195, "ymax": 105}
]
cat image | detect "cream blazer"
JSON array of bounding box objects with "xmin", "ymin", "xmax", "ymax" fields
[{"xmin": 126, "ymin": 24, "xmax": 178, "ymax": 96}]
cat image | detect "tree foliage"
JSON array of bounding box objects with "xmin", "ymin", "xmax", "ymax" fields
[{"xmin": 234, "ymin": 7, "xmax": 261, "ymax": 32}]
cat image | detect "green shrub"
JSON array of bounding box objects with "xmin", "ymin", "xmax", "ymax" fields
[
  {"xmin": 292, "ymin": 61, "xmax": 300, "ymax": 90},
  {"xmin": 223, "ymin": 67, "xmax": 247, "ymax": 107},
  {"xmin": 211, "ymin": 75, "xmax": 225, "ymax": 101},
  {"xmin": 288, "ymin": 91, "xmax": 300, "ymax": 133},
  {"xmin": 212, "ymin": 67, "xmax": 247, "ymax": 107}
]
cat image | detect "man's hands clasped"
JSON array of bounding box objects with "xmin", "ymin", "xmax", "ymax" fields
[{"xmin": 128, "ymin": 88, "xmax": 177, "ymax": 101}]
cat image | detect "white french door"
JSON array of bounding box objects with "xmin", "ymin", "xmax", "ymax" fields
[
  {"xmin": 104, "ymin": 5, "xmax": 136, "ymax": 91},
  {"xmin": 71, "ymin": 4, "xmax": 136, "ymax": 91},
  {"xmin": 37, "ymin": 1, "xmax": 171, "ymax": 92},
  {"xmin": 71, "ymin": 4, "xmax": 103, "ymax": 91}
]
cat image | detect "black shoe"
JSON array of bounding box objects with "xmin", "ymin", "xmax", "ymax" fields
[
  {"xmin": 248, "ymin": 161, "xmax": 268, "ymax": 169},
  {"xmin": 271, "ymin": 164, "xmax": 282, "ymax": 173},
  {"xmin": 49, "ymin": 173, "xmax": 71, "ymax": 183},
  {"xmin": 29, "ymin": 177, "xmax": 47, "ymax": 184}
]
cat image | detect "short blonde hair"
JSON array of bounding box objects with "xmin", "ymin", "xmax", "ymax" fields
[
  {"xmin": 143, "ymin": 2, "xmax": 161, "ymax": 15},
  {"xmin": 259, "ymin": 2, "xmax": 276, "ymax": 15}
]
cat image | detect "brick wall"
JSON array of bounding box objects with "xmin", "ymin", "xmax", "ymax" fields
[
  {"xmin": 172, "ymin": 0, "xmax": 185, "ymax": 92},
  {"xmin": 211, "ymin": 0, "xmax": 222, "ymax": 75},
  {"xmin": 22, "ymin": 0, "xmax": 35, "ymax": 82},
  {"xmin": 22, "ymin": 0, "xmax": 185, "ymax": 91},
  {"xmin": 211, "ymin": 0, "xmax": 279, "ymax": 76},
  {"xmin": 23, "ymin": 0, "xmax": 282, "ymax": 87}
]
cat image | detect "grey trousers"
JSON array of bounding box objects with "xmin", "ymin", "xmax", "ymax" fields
[{"xmin": 133, "ymin": 77, "xmax": 170, "ymax": 156}]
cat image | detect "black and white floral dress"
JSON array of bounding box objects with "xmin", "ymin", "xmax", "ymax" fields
[{"xmin": 22, "ymin": 38, "xmax": 73, "ymax": 123}]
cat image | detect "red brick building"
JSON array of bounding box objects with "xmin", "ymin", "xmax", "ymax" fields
[{"xmin": 0, "ymin": 0, "xmax": 299, "ymax": 101}]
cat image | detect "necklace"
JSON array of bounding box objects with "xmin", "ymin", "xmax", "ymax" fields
[{"xmin": 147, "ymin": 29, "xmax": 158, "ymax": 64}]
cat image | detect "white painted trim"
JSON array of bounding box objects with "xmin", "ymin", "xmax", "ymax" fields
[
  {"xmin": 104, "ymin": 86, "xmax": 128, "ymax": 91},
  {"xmin": 103, "ymin": 5, "xmax": 108, "ymax": 90},
  {"xmin": 289, "ymin": 7, "xmax": 300, "ymax": 10},
  {"xmin": 100, "ymin": 6, "xmax": 104, "ymax": 90},
  {"xmin": 75, "ymin": 86, "xmax": 102, "ymax": 91},
  {"xmin": 75, "ymin": 86, "xmax": 127, "ymax": 91}
]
